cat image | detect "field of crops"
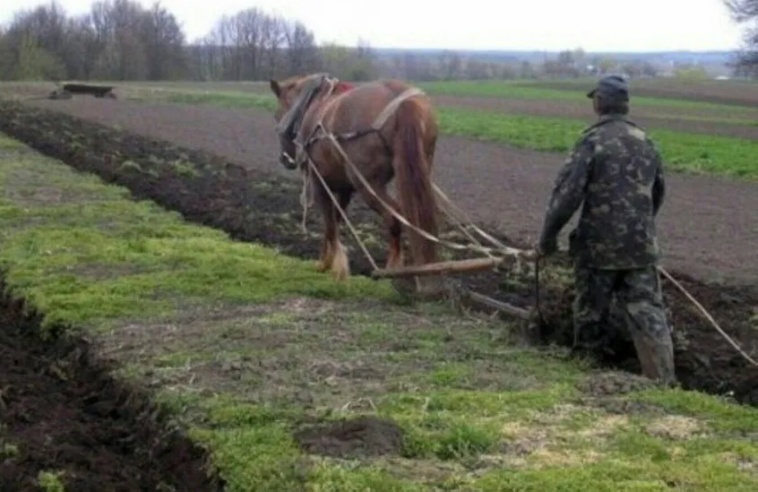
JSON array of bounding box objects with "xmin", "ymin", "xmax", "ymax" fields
[{"xmin": 0, "ymin": 76, "xmax": 757, "ymax": 490}]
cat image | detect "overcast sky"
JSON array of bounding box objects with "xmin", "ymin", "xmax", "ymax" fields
[{"xmin": 1, "ymin": 0, "xmax": 747, "ymax": 52}]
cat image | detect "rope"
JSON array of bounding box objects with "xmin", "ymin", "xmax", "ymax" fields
[
  {"xmin": 323, "ymin": 132, "xmax": 529, "ymax": 262},
  {"xmin": 434, "ymin": 193, "xmax": 496, "ymax": 261},
  {"xmin": 432, "ymin": 183, "xmax": 511, "ymax": 252},
  {"xmin": 299, "ymin": 164, "xmax": 314, "ymax": 234}
]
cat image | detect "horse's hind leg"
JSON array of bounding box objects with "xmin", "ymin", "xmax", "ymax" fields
[
  {"xmin": 315, "ymin": 184, "xmax": 352, "ymax": 280},
  {"xmin": 356, "ymin": 180, "xmax": 404, "ymax": 269}
]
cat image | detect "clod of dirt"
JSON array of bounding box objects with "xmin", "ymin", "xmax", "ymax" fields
[
  {"xmin": 577, "ymin": 371, "xmax": 659, "ymax": 397},
  {"xmin": 293, "ymin": 416, "xmax": 405, "ymax": 459}
]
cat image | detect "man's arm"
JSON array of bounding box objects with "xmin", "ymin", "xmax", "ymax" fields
[
  {"xmin": 538, "ymin": 138, "xmax": 593, "ymax": 254},
  {"xmin": 651, "ymin": 148, "xmax": 665, "ymax": 216}
]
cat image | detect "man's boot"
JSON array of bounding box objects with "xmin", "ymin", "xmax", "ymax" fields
[{"xmin": 631, "ymin": 332, "xmax": 677, "ymax": 386}]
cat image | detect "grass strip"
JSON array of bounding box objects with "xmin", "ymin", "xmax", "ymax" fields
[{"xmin": 417, "ymin": 80, "xmax": 758, "ymax": 113}]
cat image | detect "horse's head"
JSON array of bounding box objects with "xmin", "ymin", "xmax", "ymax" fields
[{"xmin": 269, "ymin": 73, "xmax": 333, "ymax": 170}]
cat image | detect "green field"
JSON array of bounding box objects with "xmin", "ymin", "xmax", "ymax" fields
[
  {"xmin": 437, "ymin": 107, "xmax": 758, "ymax": 178},
  {"xmin": 3, "ymin": 129, "xmax": 758, "ymax": 490},
  {"xmin": 417, "ymin": 80, "xmax": 755, "ymax": 111}
]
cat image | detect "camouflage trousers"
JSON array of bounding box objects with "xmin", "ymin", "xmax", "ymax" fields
[{"xmin": 572, "ymin": 263, "xmax": 676, "ymax": 383}]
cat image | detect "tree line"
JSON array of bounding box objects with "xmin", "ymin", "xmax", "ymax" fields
[{"xmin": 1, "ymin": 0, "xmax": 755, "ymax": 83}]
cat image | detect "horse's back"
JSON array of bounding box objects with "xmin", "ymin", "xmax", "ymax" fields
[
  {"xmin": 328, "ymin": 79, "xmax": 430, "ymax": 132},
  {"xmin": 345, "ymin": 79, "xmax": 415, "ymax": 103}
]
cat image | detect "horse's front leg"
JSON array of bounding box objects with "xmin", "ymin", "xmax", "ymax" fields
[{"xmin": 315, "ymin": 184, "xmax": 352, "ymax": 280}]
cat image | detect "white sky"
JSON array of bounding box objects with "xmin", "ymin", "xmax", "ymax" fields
[{"xmin": 0, "ymin": 0, "xmax": 747, "ymax": 52}]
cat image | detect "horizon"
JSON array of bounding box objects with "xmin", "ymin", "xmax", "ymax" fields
[{"xmin": 1, "ymin": 0, "xmax": 748, "ymax": 53}]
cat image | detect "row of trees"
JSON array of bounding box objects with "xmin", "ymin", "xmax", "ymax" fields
[
  {"xmin": 0, "ymin": 0, "xmax": 187, "ymax": 80},
  {"xmin": 1, "ymin": 1, "xmax": 756, "ymax": 82}
]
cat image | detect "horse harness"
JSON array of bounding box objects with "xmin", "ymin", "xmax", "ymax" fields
[{"xmin": 277, "ymin": 74, "xmax": 426, "ymax": 171}]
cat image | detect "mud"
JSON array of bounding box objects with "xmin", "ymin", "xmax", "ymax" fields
[
  {"xmin": 293, "ymin": 416, "xmax": 405, "ymax": 459},
  {"xmin": 0, "ymin": 100, "xmax": 756, "ymax": 411},
  {"xmin": 0, "ymin": 281, "xmax": 223, "ymax": 491}
]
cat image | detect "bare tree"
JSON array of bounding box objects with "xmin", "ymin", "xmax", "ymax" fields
[
  {"xmin": 724, "ymin": 0, "xmax": 758, "ymax": 77},
  {"xmin": 284, "ymin": 21, "xmax": 320, "ymax": 75},
  {"xmin": 0, "ymin": 1, "xmax": 369, "ymax": 82},
  {"xmin": 140, "ymin": 1, "xmax": 187, "ymax": 80},
  {"xmin": 192, "ymin": 8, "xmax": 324, "ymax": 81}
]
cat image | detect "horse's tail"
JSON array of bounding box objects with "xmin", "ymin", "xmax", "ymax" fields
[{"xmin": 392, "ymin": 96, "xmax": 438, "ymax": 266}]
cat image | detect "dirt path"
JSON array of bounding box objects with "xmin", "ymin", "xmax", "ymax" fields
[{"xmin": 25, "ymin": 98, "xmax": 758, "ymax": 286}]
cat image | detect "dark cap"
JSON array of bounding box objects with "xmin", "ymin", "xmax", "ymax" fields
[{"xmin": 587, "ymin": 74, "xmax": 629, "ymax": 101}]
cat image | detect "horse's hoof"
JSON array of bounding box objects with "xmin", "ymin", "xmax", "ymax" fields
[{"xmin": 331, "ymin": 266, "xmax": 351, "ymax": 281}]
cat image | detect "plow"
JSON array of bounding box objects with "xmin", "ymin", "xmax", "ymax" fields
[{"xmin": 313, "ymin": 141, "xmax": 758, "ymax": 366}]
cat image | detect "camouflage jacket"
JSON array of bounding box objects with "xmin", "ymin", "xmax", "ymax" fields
[{"xmin": 538, "ymin": 114, "xmax": 666, "ymax": 269}]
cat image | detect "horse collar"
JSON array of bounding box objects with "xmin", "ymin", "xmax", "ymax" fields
[{"xmin": 277, "ymin": 74, "xmax": 333, "ymax": 143}]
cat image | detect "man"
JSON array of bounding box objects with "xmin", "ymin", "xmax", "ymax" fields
[{"xmin": 535, "ymin": 74, "xmax": 676, "ymax": 385}]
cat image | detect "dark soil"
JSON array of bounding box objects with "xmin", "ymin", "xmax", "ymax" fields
[
  {"xmin": 293, "ymin": 416, "xmax": 405, "ymax": 459},
  {"xmin": 0, "ymin": 100, "xmax": 757, "ymax": 411},
  {"xmin": 0, "ymin": 281, "xmax": 223, "ymax": 491}
]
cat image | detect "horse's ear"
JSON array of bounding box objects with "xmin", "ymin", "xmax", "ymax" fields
[{"xmin": 269, "ymin": 79, "xmax": 281, "ymax": 98}]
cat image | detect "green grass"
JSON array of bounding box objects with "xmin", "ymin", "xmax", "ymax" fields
[
  {"xmin": 3, "ymin": 132, "xmax": 758, "ymax": 491},
  {"xmin": 119, "ymin": 87, "xmax": 758, "ymax": 180},
  {"xmin": 437, "ymin": 107, "xmax": 758, "ymax": 179},
  {"xmin": 0, "ymin": 133, "xmax": 396, "ymax": 332},
  {"xmin": 417, "ymin": 80, "xmax": 758, "ymax": 113},
  {"xmin": 37, "ymin": 470, "xmax": 66, "ymax": 492}
]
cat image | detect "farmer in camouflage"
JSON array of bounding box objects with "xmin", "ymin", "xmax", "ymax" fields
[{"xmin": 535, "ymin": 74, "xmax": 676, "ymax": 385}]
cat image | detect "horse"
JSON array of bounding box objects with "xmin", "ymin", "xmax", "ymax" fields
[{"xmin": 268, "ymin": 73, "xmax": 441, "ymax": 293}]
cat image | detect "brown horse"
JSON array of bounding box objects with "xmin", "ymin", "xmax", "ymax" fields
[{"xmin": 268, "ymin": 73, "xmax": 440, "ymax": 290}]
